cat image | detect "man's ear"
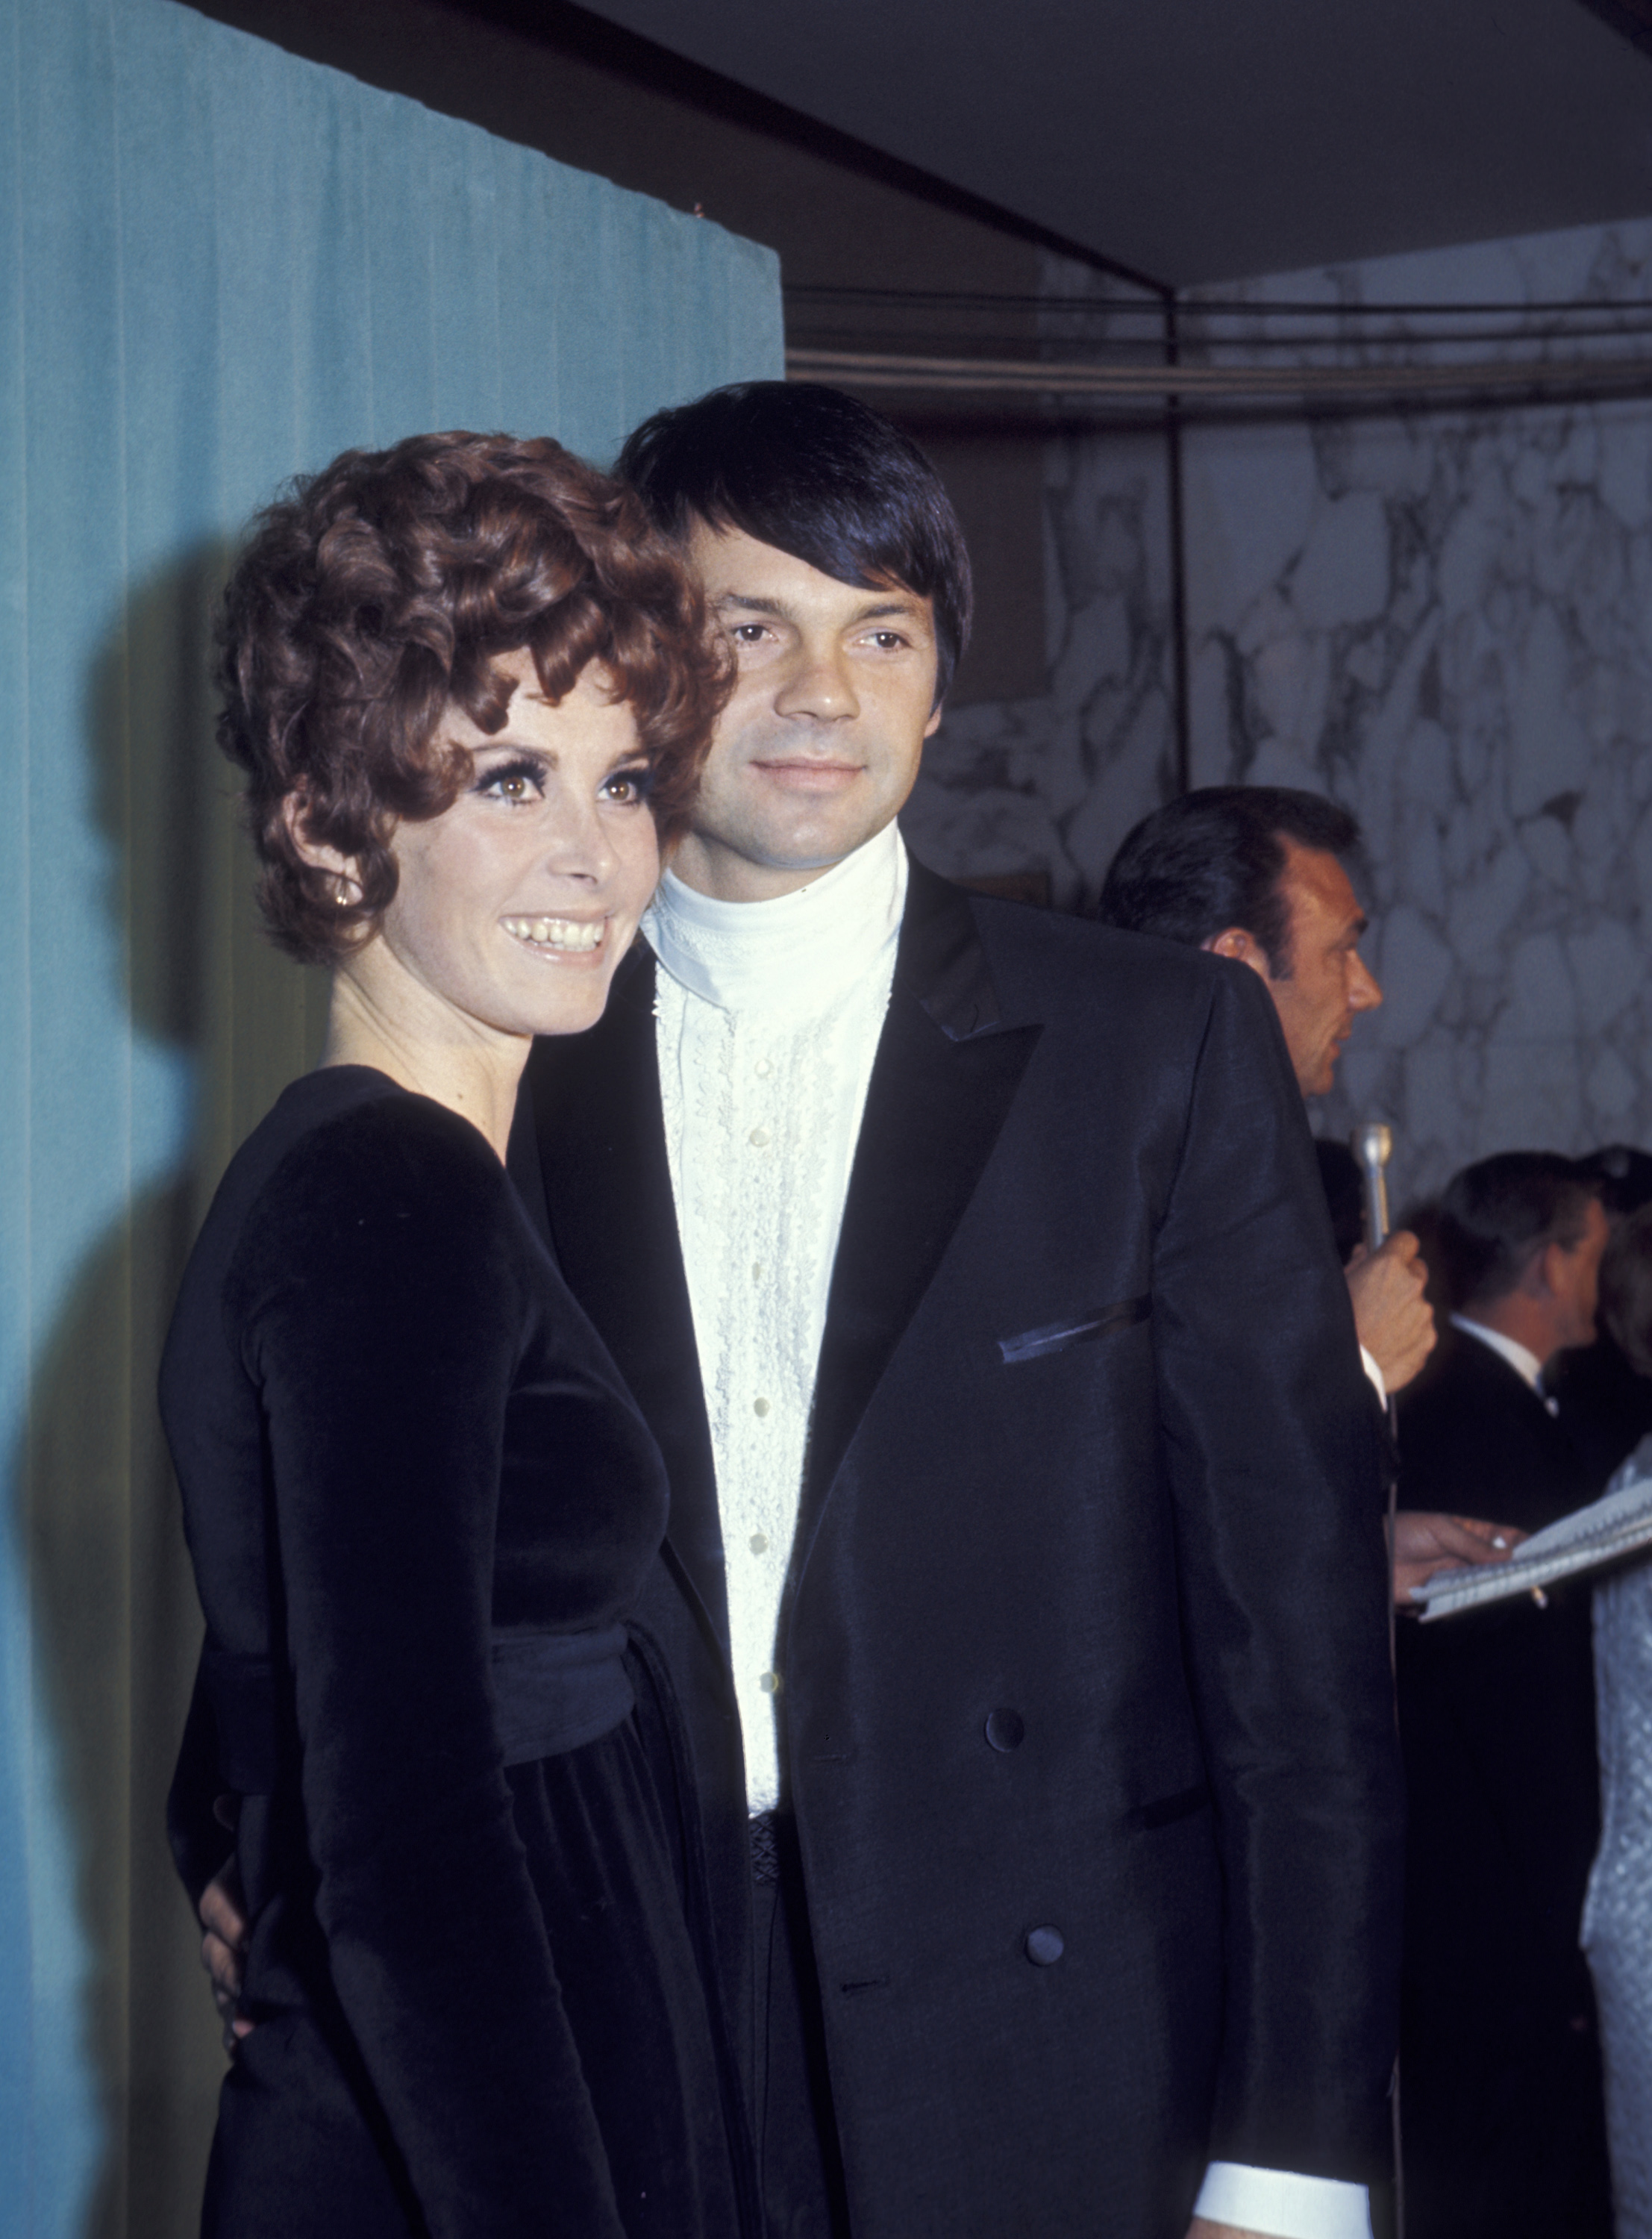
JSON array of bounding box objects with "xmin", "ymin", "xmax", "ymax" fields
[
  {"xmin": 1202, "ymin": 925, "xmax": 1271, "ymax": 982},
  {"xmin": 1520, "ymin": 1241, "xmax": 1560, "ymax": 1302}
]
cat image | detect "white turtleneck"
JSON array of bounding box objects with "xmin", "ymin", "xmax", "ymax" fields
[{"xmin": 644, "ymin": 820, "xmax": 907, "ymax": 1814}]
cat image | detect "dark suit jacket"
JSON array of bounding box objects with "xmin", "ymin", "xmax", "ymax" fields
[
  {"xmin": 1394, "ymin": 1328, "xmax": 1611, "ymax": 2238},
  {"xmin": 519, "ymin": 858, "xmax": 1403, "ymax": 2239},
  {"xmin": 1549, "ymin": 1326, "xmax": 1652, "ymax": 1490}
]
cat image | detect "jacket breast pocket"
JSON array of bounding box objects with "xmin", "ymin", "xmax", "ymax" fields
[{"xmin": 996, "ymin": 1295, "xmax": 1151, "ymax": 1367}]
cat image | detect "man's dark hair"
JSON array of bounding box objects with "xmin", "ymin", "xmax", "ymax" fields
[
  {"xmin": 615, "ymin": 381, "xmax": 973, "ymax": 707},
  {"xmin": 1599, "ymin": 1202, "xmax": 1652, "ymax": 1378},
  {"xmin": 1436, "ymin": 1152, "xmax": 1602, "ymax": 1311},
  {"xmin": 1096, "ymin": 786, "xmax": 1361, "ymax": 976},
  {"xmin": 1577, "ymin": 1143, "xmax": 1652, "ymax": 1220}
]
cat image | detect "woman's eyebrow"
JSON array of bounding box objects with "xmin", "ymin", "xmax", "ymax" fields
[{"xmin": 468, "ymin": 737, "xmax": 557, "ymax": 765}]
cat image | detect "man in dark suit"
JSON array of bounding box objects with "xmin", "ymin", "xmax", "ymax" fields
[
  {"xmin": 1549, "ymin": 1142, "xmax": 1652, "ymax": 1486},
  {"xmin": 528, "ymin": 386, "xmax": 1400, "ymax": 2239},
  {"xmin": 193, "ymin": 386, "xmax": 1402, "ymax": 2238},
  {"xmin": 1394, "ymin": 1152, "xmax": 1613, "ymax": 2238},
  {"xmin": 1098, "ymin": 788, "xmax": 1519, "ymax": 1609}
]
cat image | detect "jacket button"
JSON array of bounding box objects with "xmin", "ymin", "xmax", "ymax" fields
[
  {"xmin": 984, "ymin": 1709, "xmax": 1025, "ymax": 1752},
  {"xmin": 1025, "ymin": 1926, "xmax": 1064, "ymax": 1966}
]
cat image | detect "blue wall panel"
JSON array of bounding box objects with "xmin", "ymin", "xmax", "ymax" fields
[{"xmin": 0, "ymin": 1, "xmax": 781, "ymax": 2226}]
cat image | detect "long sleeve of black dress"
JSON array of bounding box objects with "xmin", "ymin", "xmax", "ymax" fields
[{"xmin": 161, "ymin": 1071, "xmax": 731, "ymax": 2239}]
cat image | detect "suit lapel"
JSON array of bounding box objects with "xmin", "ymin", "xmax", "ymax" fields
[
  {"xmin": 798, "ymin": 861, "xmax": 1042, "ymax": 1558},
  {"xmin": 522, "ymin": 946, "xmax": 731, "ymax": 1660}
]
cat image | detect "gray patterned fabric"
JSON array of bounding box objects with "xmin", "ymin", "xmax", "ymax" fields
[{"xmin": 1585, "ymin": 1435, "xmax": 1652, "ymax": 2238}]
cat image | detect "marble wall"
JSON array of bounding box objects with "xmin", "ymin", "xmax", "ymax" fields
[
  {"xmin": 906, "ymin": 219, "xmax": 1652, "ymax": 1202},
  {"xmin": 901, "ymin": 260, "xmax": 1179, "ymax": 913},
  {"xmin": 1183, "ymin": 219, "xmax": 1652, "ymax": 1199},
  {"xmin": 904, "ymin": 419, "xmax": 1177, "ymax": 911}
]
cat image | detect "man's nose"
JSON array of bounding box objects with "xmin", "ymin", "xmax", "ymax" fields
[
  {"xmin": 1350, "ymin": 952, "xmax": 1383, "ymax": 1011},
  {"xmin": 774, "ymin": 640, "xmax": 858, "ymax": 722}
]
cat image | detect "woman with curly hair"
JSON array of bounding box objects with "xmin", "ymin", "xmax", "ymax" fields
[{"xmin": 160, "ymin": 432, "xmax": 754, "ymax": 2238}]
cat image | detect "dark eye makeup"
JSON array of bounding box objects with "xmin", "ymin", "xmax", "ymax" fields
[
  {"xmin": 601, "ymin": 762, "xmax": 655, "ymax": 805},
  {"xmin": 472, "ymin": 754, "xmax": 547, "ymax": 800},
  {"xmin": 470, "ymin": 753, "xmax": 654, "ymax": 805}
]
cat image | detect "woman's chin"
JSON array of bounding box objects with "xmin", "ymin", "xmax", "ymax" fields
[{"xmin": 513, "ymin": 971, "xmax": 623, "ymax": 1043}]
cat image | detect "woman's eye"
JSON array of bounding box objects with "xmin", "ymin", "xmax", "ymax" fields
[
  {"xmin": 601, "ymin": 766, "xmax": 653, "ymax": 806},
  {"xmin": 730, "ymin": 623, "xmax": 769, "ymax": 645},
  {"xmin": 868, "ymin": 631, "xmax": 907, "ymax": 651},
  {"xmin": 476, "ymin": 758, "xmax": 545, "ymax": 804}
]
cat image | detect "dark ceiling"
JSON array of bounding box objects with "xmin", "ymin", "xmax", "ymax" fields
[{"xmin": 563, "ymin": 0, "xmax": 1652, "ymax": 288}]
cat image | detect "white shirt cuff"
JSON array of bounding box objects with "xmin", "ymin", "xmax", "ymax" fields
[
  {"xmin": 1358, "ymin": 1345, "xmax": 1386, "ymax": 1402},
  {"xmin": 1193, "ymin": 2161, "xmax": 1371, "ymax": 2238}
]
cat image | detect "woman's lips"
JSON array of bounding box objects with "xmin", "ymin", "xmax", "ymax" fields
[{"xmin": 501, "ymin": 915, "xmax": 606, "ymax": 953}]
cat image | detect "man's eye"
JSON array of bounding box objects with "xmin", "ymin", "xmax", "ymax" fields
[
  {"xmin": 729, "ymin": 623, "xmax": 769, "ymax": 645},
  {"xmin": 868, "ymin": 631, "xmax": 907, "ymax": 651}
]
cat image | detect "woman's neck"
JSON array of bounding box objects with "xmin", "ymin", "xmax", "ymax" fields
[{"xmin": 318, "ymin": 970, "xmax": 527, "ymax": 1162}]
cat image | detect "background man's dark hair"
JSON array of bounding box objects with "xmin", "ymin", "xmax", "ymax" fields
[
  {"xmin": 1577, "ymin": 1142, "xmax": 1652, "ymax": 1220},
  {"xmin": 616, "ymin": 381, "xmax": 973, "ymax": 706},
  {"xmin": 1096, "ymin": 785, "xmax": 1361, "ymax": 976},
  {"xmin": 1438, "ymin": 1152, "xmax": 1602, "ymax": 1311},
  {"xmin": 1598, "ymin": 1202, "xmax": 1652, "ymax": 1378}
]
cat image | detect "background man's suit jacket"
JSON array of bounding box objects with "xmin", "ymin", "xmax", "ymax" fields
[
  {"xmin": 519, "ymin": 858, "xmax": 1403, "ymax": 2239},
  {"xmin": 1395, "ymin": 1331, "xmax": 1612, "ymax": 2239}
]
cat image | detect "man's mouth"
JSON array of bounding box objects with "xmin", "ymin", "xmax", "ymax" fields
[
  {"xmin": 749, "ymin": 757, "xmax": 863, "ymax": 788},
  {"xmin": 501, "ymin": 916, "xmax": 605, "ymax": 953}
]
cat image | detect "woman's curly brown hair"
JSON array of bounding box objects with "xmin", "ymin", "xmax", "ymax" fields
[{"xmin": 215, "ymin": 430, "xmax": 728, "ymax": 964}]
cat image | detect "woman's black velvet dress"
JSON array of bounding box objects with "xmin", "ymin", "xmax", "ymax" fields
[{"xmin": 160, "ymin": 1067, "xmax": 749, "ymax": 2239}]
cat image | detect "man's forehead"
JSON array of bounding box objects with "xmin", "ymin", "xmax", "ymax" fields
[
  {"xmin": 685, "ymin": 517, "xmax": 930, "ymax": 619},
  {"xmin": 1280, "ymin": 840, "xmax": 1362, "ymax": 928}
]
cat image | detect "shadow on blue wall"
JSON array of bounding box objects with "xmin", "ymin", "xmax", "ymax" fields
[{"xmin": 16, "ymin": 541, "xmax": 260, "ymax": 2237}]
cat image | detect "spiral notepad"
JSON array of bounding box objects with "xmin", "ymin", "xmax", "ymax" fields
[{"xmin": 1412, "ymin": 1473, "xmax": 1652, "ymax": 1620}]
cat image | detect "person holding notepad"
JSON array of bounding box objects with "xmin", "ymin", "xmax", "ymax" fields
[{"xmin": 1394, "ymin": 1152, "xmax": 1613, "ymax": 2239}]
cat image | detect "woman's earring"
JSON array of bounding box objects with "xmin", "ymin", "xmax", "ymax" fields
[{"xmin": 334, "ymin": 878, "xmax": 352, "ymax": 908}]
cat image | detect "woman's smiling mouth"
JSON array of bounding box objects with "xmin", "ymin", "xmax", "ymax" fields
[{"xmin": 501, "ymin": 915, "xmax": 606, "ymax": 953}]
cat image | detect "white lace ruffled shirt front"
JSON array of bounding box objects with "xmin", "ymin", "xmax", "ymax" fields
[{"xmin": 644, "ymin": 822, "xmax": 907, "ymax": 1813}]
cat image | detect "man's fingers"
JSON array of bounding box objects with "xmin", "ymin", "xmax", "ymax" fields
[
  {"xmin": 1392, "ymin": 1511, "xmax": 1523, "ymax": 1565},
  {"xmin": 198, "ymin": 1859, "xmax": 251, "ymax": 2044},
  {"xmin": 1390, "ymin": 1510, "xmax": 1527, "ymax": 1609},
  {"xmin": 201, "ymin": 1920, "xmax": 253, "ymax": 2055},
  {"xmin": 201, "ymin": 1928, "xmax": 240, "ymax": 1987},
  {"xmin": 1348, "ymin": 1240, "xmax": 1437, "ymax": 1393},
  {"xmin": 198, "ymin": 1864, "xmax": 249, "ymax": 1952},
  {"xmin": 1448, "ymin": 1513, "xmax": 1527, "ymax": 1558}
]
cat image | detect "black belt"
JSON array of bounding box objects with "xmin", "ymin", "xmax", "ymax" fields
[
  {"xmin": 200, "ymin": 1624, "xmax": 635, "ymax": 1794},
  {"xmin": 489, "ymin": 1625, "xmax": 634, "ymax": 1764}
]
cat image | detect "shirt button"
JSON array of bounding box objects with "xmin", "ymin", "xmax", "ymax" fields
[
  {"xmin": 751, "ymin": 1261, "xmax": 763, "ymax": 1283},
  {"xmin": 749, "ymin": 1532, "xmax": 769, "ymax": 1553},
  {"xmin": 755, "ymin": 1058, "xmax": 772, "ymax": 1078},
  {"xmin": 749, "ymin": 1127, "xmax": 770, "ymax": 1148},
  {"xmin": 1025, "ymin": 1926, "xmax": 1065, "ymax": 1967},
  {"xmin": 760, "ymin": 1670, "xmax": 783, "ymax": 1696},
  {"xmin": 754, "ymin": 1397, "xmax": 771, "ymax": 1417}
]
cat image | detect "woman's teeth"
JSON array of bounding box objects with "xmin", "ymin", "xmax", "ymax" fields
[{"xmin": 502, "ymin": 916, "xmax": 604, "ymax": 952}]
